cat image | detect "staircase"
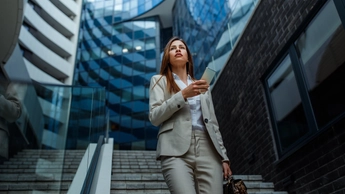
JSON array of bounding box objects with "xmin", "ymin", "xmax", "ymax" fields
[
  {"xmin": 111, "ymin": 150, "xmax": 288, "ymax": 194},
  {"xmin": 0, "ymin": 149, "xmax": 288, "ymax": 194},
  {"xmin": 0, "ymin": 149, "xmax": 84, "ymax": 194},
  {"xmin": 111, "ymin": 150, "xmax": 168, "ymax": 194}
]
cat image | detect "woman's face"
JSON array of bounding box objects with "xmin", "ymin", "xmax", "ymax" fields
[{"xmin": 169, "ymin": 40, "xmax": 189, "ymax": 67}]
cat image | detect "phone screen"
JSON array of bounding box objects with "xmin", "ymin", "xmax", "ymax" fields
[{"xmin": 201, "ymin": 67, "xmax": 216, "ymax": 84}]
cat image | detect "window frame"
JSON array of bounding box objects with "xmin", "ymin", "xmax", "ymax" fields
[{"xmin": 262, "ymin": 0, "xmax": 345, "ymax": 159}]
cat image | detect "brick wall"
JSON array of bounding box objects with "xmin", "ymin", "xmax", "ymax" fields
[{"xmin": 212, "ymin": 0, "xmax": 345, "ymax": 193}]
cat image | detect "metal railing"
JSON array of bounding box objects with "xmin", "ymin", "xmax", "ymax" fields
[{"xmin": 80, "ymin": 135, "xmax": 105, "ymax": 194}]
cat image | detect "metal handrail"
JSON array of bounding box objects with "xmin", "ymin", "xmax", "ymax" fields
[{"xmin": 80, "ymin": 135, "xmax": 105, "ymax": 194}]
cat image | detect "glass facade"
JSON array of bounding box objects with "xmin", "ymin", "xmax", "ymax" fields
[
  {"xmin": 83, "ymin": 0, "xmax": 163, "ymax": 23},
  {"xmin": 173, "ymin": 0, "xmax": 259, "ymax": 82},
  {"xmin": 75, "ymin": 0, "xmax": 163, "ymax": 150},
  {"xmin": 74, "ymin": 0, "xmax": 260, "ymax": 150}
]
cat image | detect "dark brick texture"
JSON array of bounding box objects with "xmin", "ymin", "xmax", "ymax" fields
[{"xmin": 212, "ymin": 0, "xmax": 345, "ymax": 193}]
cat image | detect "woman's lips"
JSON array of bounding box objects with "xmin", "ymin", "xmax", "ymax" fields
[{"xmin": 175, "ymin": 53, "xmax": 182, "ymax": 57}]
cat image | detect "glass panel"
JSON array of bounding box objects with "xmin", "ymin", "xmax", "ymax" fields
[
  {"xmin": 81, "ymin": 50, "xmax": 90, "ymax": 61},
  {"xmin": 145, "ymin": 38, "xmax": 156, "ymax": 50},
  {"xmin": 108, "ymin": 90, "xmax": 121, "ymax": 104},
  {"xmin": 0, "ymin": 80, "xmax": 106, "ymax": 193},
  {"xmin": 296, "ymin": 0, "xmax": 345, "ymax": 128},
  {"xmin": 112, "ymin": 24, "xmax": 122, "ymax": 35},
  {"xmin": 80, "ymin": 0, "xmax": 161, "ymax": 152},
  {"xmin": 133, "ymin": 39, "xmax": 145, "ymax": 51},
  {"xmin": 90, "ymin": 47, "xmax": 101, "ymax": 59},
  {"xmin": 122, "ymin": 87, "xmax": 132, "ymax": 102},
  {"xmin": 133, "ymin": 85, "xmax": 145, "ymax": 100},
  {"xmin": 111, "ymin": 43, "xmax": 122, "ymax": 55},
  {"xmin": 267, "ymin": 55, "xmax": 309, "ymax": 152},
  {"xmin": 109, "ymin": 65, "xmax": 122, "ymax": 78},
  {"xmin": 99, "ymin": 36, "xmax": 112, "ymax": 46}
]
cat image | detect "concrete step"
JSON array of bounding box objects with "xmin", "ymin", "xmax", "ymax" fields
[
  {"xmin": 110, "ymin": 189, "xmax": 170, "ymax": 194},
  {"xmin": 110, "ymin": 150, "xmax": 288, "ymax": 194},
  {"xmin": 0, "ymin": 191, "xmax": 68, "ymax": 194},
  {"xmin": 2, "ymin": 160, "xmax": 82, "ymax": 165},
  {"xmin": 0, "ymin": 173, "xmax": 74, "ymax": 182},
  {"xmin": 0, "ymin": 149, "xmax": 84, "ymax": 193},
  {"xmin": 110, "ymin": 191, "xmax": 287, "ymax": 194},
  {"xmin": 112, "ymin": 173, "xmax": 164, "ymax": 182},
  {"xmin": 0, "ymin": 182, "xmax": 70, "ymax": 191},
  {"xmin": 0, "ymin": 164, "xmax": 79, "ymax": 169},
  {"xmin": 0, "ymin": 168, "xmax": 79, "ymax": 174},
  {"xmin": 111, "ymin": 181, "xmax": 167, "ymax": 190},
  {"xmin": 111, "ymin": 150, "xmax": 169, "ymax": 193}
]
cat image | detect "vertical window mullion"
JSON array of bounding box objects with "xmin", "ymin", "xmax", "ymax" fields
[
  {"xmin": 289, "ymin": 45, "xmax": 318, "ymax": 133},
  {"xmin": 263, "ymin": 74, "xmax": 284, "ymax": 155}
]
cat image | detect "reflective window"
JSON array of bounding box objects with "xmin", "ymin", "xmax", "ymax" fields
[
  {"xmin": 77, "ymin": 1, "xmax": 161, "ymax": 150},
  {"xmin": 295, "ymin": 0, "xmax": 345, "ymax": 129},
  {"xmin": 108, "ymin": 90, "xmax": 121, "ymax": 104},
  {"xmin": 145, "ymin": 38, "xmax": 156, "ymax": 50},
  {"xmin": 122, "ymin": 87, "xmax": 132, "ymax": 102},
  {"xmin": 267, "ymin": 55, "xmax": 309, "ymax": 151},
  {"xmin": 109, "ymin": 65, "xmax": 122, "ymax": 78},
  {"xmin": 174, "ymin": 0, "xmax": 257, "ymax": 80},
  {"xmin": 87, "ymin": 60, "xmax": 100, "ymax": 70},
  {"xmin": 133, "ymin": 86, "xmax": 145, "ymax": 100},
  {"xmin": 109, "ymin": 78, "xmax": 121, "ymax": 90},
  {"xmin": 81, "ymin": 50, "xmax": 90, "ymax": 61},
  {"xmin": 265, "ymin": 0, "xmax": 345, "ymax": 156}
]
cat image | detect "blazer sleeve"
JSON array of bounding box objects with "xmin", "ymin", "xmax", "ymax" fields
[
  {"xmin": 0, "ymin": 83, "xmax": 22, "ymax": 123},
  {"xmin": 148, "ymin": 75, "xmax": 187, "ymax": 126},
  {"xmin": 208, "ymin": 91, "xmax": 230, "ymax": 162}
]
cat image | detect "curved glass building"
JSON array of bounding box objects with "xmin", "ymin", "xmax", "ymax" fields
[
  {"xmin": 74, "ymin": 0, "xmax": 258, "ymax": 150},
  {"xmin": 173, "ymin": 0, "xmax": 259, "ymax": 82},
  {"xmin": 74, "ymin": 0, "xmax": 175, "ymax": 150}
]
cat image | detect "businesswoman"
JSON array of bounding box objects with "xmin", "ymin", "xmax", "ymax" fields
[{"xmin": 149, "ymin": 37, "xmax": 232, "ymax": 194}]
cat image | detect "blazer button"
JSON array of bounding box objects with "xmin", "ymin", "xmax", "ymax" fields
[
  {"xmin": 177, "ymin": 105, "xmax": 180, "ymax": 108},
  {"xmin": 204, "ymin": 118, "xmax": 208, "ymax": 123}
]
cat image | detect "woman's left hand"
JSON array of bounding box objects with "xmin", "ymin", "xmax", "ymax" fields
[{"xmin": 222, "ymin": 162, "xmax": 232, "ymax": 179}]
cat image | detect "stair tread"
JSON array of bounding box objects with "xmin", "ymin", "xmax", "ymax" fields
[
  {"xmin": 0, "ymin": 149, "xmax": 82, "ymax": 192},
  {"xmin": 1, "ymin": 149, "xmax": 288, "ymax": 194}
]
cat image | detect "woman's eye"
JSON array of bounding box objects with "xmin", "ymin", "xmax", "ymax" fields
[{"xmin": 170, "ymin": 48, "xmax": 175, "ymax": 50}]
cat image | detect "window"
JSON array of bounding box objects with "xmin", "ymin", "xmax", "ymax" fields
[
  {"xmin": 295, "ymin": 0, "xmax": 345, "ymax": 129},
  {"xmin": 264, "ymin": 0, "xmax": 345, "ymax": 157},
  {"xmin": 267, "ymin": 55, "xmax": 310, "ymax": 152}
]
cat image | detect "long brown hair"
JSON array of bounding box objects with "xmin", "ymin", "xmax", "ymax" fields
[{"xmin": 152, "ymin": 37, "xmax": 195, "ymax": 94}]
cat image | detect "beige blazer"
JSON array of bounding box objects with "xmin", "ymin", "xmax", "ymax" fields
[{"xmin": 149, "ymin": 75, "xmax": 229, "ymax": 162}]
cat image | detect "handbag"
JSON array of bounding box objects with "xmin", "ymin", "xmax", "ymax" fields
[{"xmin": 223, "ymin": 176, "xmax": 248, "ymax": 194}]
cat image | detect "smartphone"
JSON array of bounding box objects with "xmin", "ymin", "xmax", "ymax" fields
[{"xmin": 201, "ymin": 67, "xmax": 216, "ymax": 84}]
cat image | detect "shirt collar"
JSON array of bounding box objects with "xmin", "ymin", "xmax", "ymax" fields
[{"xmin": 172, "ymin": 73, "xmax": 192, "ymax": 81}]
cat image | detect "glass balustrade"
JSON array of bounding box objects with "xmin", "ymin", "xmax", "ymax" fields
[
  {"xmin": 207, "ymin": 0, "xmax": 260, "ymax": 87},
  {"xmin": 0, "ymin": 79, "xmax": 106, "ymax": 193}
]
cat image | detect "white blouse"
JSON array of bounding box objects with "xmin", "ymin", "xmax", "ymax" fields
[{"xmin": 173, "ymin": 73, "xmax": 206, "ymax": 131}]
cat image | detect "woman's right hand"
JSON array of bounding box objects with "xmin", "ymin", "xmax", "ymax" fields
[{"xmin": 182, "ymin": 80, "xmax": 209, "ymax": 99}]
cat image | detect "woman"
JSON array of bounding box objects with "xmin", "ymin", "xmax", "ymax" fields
[{"xmin": 149, "ymin": 37, "xmax": 232, "ymax": 194}]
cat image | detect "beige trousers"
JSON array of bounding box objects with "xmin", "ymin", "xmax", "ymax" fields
[{"xmin": 161, "ymin": 130, "xmax": 223, "ymax": 194}]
